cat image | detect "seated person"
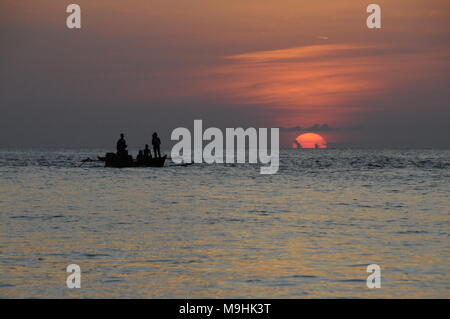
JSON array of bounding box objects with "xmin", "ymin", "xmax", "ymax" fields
[
  {"xmin": 136, "ymin": 150, "xmax": 144, "ymax": 163},
  {"xmin": 143, "ymin": 144, "xmax": 152, "ymax": 159}
]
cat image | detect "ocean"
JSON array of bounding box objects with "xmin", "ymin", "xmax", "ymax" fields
[{"xmin": 0, "ymin": 148, "xmax": 449, "ymax": 298}]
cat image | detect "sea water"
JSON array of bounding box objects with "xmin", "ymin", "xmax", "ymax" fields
[{"xmin": 0, "ymin": 148, "xmax": 449, "ymax": 298}]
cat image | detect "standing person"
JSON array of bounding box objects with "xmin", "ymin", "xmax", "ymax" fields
[
  {"xmin": 152, "ymin": 132, "xmax": 161, "ymax": 158},
  {"xmin": 116, "ymin": 133, "xmax": 127, "ymax": 156}
]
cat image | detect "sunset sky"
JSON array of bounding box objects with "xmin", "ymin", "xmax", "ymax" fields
[{"xmin": 1, "ymin": 0, "xmax": 449, "ymax": 148}]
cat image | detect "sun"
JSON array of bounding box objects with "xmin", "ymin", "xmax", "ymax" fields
[{"xmin": 293, "ymin": 133, "xmax": 327, "ymax": 149}]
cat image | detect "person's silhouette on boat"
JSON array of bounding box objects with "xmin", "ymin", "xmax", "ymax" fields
[
  {"xmin": 143, "ymin": 144, "xmax": 152, "ymax": 159},
  {"xmin": 152, "ymin": 132, "xmax": 161, "ymax": 158},
  {"xmin": 136, "ymin": 150, "xmax": 144, "ymax": 163},
  {"xmin": 116, "ymin": 133, "xmax": 128, "ymax": 157}
]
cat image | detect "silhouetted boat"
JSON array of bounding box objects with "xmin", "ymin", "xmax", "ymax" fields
[{"xmin": 102, "ymin": 152, "xmax": 167, "ymax": 168}]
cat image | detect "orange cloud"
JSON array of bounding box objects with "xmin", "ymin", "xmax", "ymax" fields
[
  {"xmin": 195, "ymin": 42, "xmax": 448, "ymax": 134},
  {"xmin": 198, "ymin": 44, "xmax": 386, "ymax": 128}
]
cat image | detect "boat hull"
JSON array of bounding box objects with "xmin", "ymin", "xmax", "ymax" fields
[{"xmin": 104, "ymin": 153, "xmax": 167, "ymax": 168}]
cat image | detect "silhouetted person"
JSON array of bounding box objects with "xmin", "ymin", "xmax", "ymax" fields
[
  {"xmin": 152, "ymin": 132, "xmax": 161, "ymax": 158},
  {"xmin": 143, "ymin": 144, "xmax": 152, "ymax": 159},
  {"xmin": 116, "ymin": 133, "xmax": 128, "ymax": 157},
  {"xmin": 136, "ymin": 150, "xmax": 144, "ymax": 163}
]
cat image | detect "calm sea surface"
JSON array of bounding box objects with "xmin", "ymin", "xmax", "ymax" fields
[{"xmin": 0, "ymin": 148, "xmax": 449, "ymax": 298}]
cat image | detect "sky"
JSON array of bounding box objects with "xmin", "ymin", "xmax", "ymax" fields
[{"xmin": 0, "ymin": 0, "xmax": 449, "ymax": 148}]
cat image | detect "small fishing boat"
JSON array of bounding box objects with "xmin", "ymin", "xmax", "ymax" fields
[{"xmin": 102, "ymin": 152, "xmax": 167, "ymax": 168}]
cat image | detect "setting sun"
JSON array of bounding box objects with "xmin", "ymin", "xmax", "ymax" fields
[{"xmin": 293, "ymin": 133, "xmax": 327, "ymax": 149}]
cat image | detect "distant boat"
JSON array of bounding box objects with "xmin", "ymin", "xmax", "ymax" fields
[{"xmin": 101, "ymin": 152, "xmax": 166, "ymax": 168}]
